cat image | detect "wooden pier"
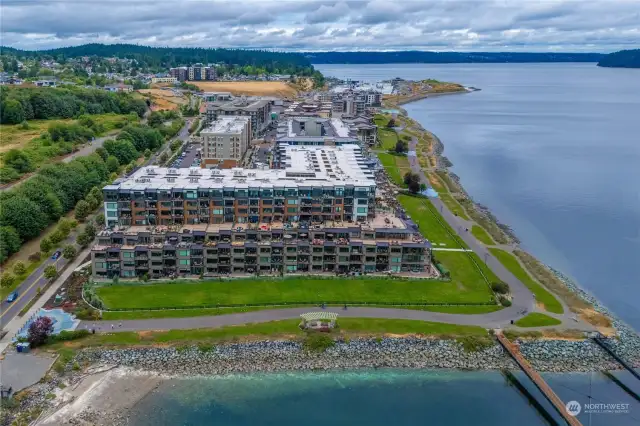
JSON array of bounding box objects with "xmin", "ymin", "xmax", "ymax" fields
[{"xmin": 496, "ymin": 331, "xmax": 583, "ymax": 426}]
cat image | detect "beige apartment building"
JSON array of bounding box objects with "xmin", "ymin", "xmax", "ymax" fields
[{"xmin": 200, "ymin": 116, "xmax": 251, "ymax": 168}]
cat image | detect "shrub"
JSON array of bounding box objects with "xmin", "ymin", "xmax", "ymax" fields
[
  {"xmin": 62, "ymin": 245, "xmax": 77, "ymax": 259},
  {"xmin": 40, "ymin": 237, "xmax": 53, "ymax": 253},
  {"xmin": 28, "ymin": 316, "xmax": 54, "ymax": 347},
  {"xmin": 303, "ymin": 333, "xmax": 335, "ymax": 353},
  {"xmin": 198, "ymin": 343, "xmax": 215, "ymax": 353},
  {"xmin": 499, "ymin": 296, "xmax": 512, "ymax": 307},
  {"xmin": 457, "ymin": 335, "xmax": 494, "ymax": 352},
  {"xmin": 0, "ymin": 272, "xmax": 15, "ymax": 288},
  {"xmin": 491, "ymin": 281, "xmax": 510, "ymax": 294},
  {"xmin": 44, "ymin": 265, "xmax": 58, "ymax": 280},
  {"xmin": 13, "ymin": 261, "xmax": 26, "ymax": 276},
  {"xmin": 48, "ymin": 329, "xmax": 90, "ymax": 343},
  {"xmin": 28, "ymin": 251, "xmax": 42, "ymax": 262}
]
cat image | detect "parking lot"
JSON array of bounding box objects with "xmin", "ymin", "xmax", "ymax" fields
[{"xmin": 169, "ymin": 143, "xmax": 201, "ymax": 168}]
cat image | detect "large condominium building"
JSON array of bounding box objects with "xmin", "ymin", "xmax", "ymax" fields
[
  {"xmin": 205, "ymin": 99, "xmax": 271, "ymax": 139},
  {"xmin": 170, "ymin": 65, "xmax": 216, "ymax": 82},
  {"xmin": 200, "ymin": 116, "xmax": 251, "ymax": 169},
  {"xmin": 93, "ymin": 146, "xmax": 431, "ymax": 279},
  {"xmin": 169, "ymin": 67, "xmax": 188, "ymax": 82}
]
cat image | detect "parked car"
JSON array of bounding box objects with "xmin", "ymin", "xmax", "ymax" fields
[
  {"xmin": 6, "ymin": 291, "xmax": 18, "ymax": 303},
  {"xmin": 52, "ymin": 250, "xmax": 62, "ymax": 260}
]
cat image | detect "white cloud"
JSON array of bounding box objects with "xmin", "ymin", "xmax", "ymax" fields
[{"xmin": 0, "ymin": 0, "xmax": 638, "ymax": 51}]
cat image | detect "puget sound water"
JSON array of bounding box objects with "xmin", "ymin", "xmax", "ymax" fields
[
  {"xmin": 127, "ymin": 369, "xmax": 640, "ymax": 425},
  {"xmin": 317, "ymin": 63, "xmax": 640, "ymax": 333},
  {"xmin": 129, "ymin": 63, "xmax": 640, "ymax": 425}
]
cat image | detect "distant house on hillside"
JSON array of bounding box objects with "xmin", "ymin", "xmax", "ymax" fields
[
  {"xmin": 104, "ymin": 83, "xmax": 133, "ymax": 93},
  {"xmin": 34, "ymin": 80, "xmax": 57, "ymax": 87}
]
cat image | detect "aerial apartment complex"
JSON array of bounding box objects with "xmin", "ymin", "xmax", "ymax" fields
[
  {"xmin": 170, "ymin": 64, "xmax": 216, "ymax": 82},
  {"xmin": 93, "ymin": 145, "xmax": 431, "ymax": 279},
  {"xmin": 200, "ymin": 116, "xmax": 252, "ymax": 169},
  {"xmin": 205, "ymin": 98, "xmax": 272, "ymax": 139}
]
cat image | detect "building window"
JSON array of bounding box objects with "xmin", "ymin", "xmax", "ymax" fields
[
  {"xmin": 357, "ymin": 207, "xmax": 367, "ymax": 213},
  {"xmin": 123, "ymin": 252, "xmax": 134, "ymax": 258},
  {"xmin": 107, "ymin": 203, "xmax": 117, "ymax": 209},
  {"xmin": 107, "ymin": 211, "xmax": 118, "ymax": 217},
  {"xmin": 287, "ymin": 207, "xmax": 297, "ymax": 213},
  {"xmin": 178, "ymin": 250, "xmax": 190, "ymax": 256},
  {"xmin": 179, "ymin": 259, "xmax": 191, "ymax": 265}
]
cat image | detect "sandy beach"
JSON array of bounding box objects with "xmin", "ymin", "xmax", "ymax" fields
[{"xmin": 37, "ymin": 367, "xmax": 165, "ymax": 426}]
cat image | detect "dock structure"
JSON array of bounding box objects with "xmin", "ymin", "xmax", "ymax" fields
[
  {"xmin": 496, "ymin": 331, "xmax": 584, "ymax": 426},
  {"xmin": 592, "ymin": 335, "xmax": 640, "ymax": 381}
]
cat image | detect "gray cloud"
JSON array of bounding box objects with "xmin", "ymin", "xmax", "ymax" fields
[{"xmin": 1, "ymin": 0, "xmax": 639, "ymax": 52}]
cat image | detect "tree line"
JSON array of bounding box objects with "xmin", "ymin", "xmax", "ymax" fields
[
  {"xmin": 597, "ymin": 49, "xmax": 640, "ymax": 68},
  {"xmin": 304, "ymin": 51, "xmax": 605, "ymax": 64},
  {"xmin": 0, "ymin": 86, "xmax": 147, "ymax": 124},
  {"xmin": 0, "ymin": 123, "xmax": 166, "ymax": 263},
  {"xmin": 2, "ymin": 43, "xmax": 318, "ymax": 76}
]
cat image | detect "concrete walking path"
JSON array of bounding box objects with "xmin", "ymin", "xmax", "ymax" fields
[{"xmin": 80, "ymin": 305, "xmax": 595, "ymax": 333}]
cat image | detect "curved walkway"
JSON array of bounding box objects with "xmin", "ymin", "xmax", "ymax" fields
[{"xmin": 79, "ymin": 306, "xmax": 595, "ymax": 333}]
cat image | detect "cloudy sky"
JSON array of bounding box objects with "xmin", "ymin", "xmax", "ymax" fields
[{"xmin": 1, "ymin": 0, "xmax": 639, "ymax": 52}]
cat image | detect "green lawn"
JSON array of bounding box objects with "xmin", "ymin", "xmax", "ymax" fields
[
  {"xmin": 488, "ymin": 248, "xmax": 564, "ymax": 314},
  {"xmin": 378, "ymin": 128, "xmax": 398, "ymax": 150},
  {"xmin": 471, "ymin": 225, "xmax": 495, "ymax": 245},
  {"xmin": 398, "ymin": 195, "xmax": 468, "ymax": 248},
  {"xmin": 435, "ymin": 251, "xmax": 498, "ymax": 304},
  {"xmin": 101, "ymin": 306, "xmax": 278, "ymax": 320},
  {"xmin": 378, "ymin": 153, "xmax": 410, "ymax": 186},
  {"xmin": 438, "ymin": 193, "xmax": 470, "ymax": 220},
  {"xmin": 96, "ymin": 274, "xmax": 496, "ymax": 310},
  {"xmin": 50, "ymin": 318, "xmax": 488, "ymax": 349},
  {"xmin": 514, "ymin": 313, "xmax": 562, "ymax": 328}
]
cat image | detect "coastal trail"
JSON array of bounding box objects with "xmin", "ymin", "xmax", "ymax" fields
[{"xmin": 78, "ymin": 306, "xmax": 595, "ymax": 333}]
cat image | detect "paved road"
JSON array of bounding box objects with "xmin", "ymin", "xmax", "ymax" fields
[
  {"xmin": 406, "ymin": 136, "xmax": 535, "ymax": 315},
  {"xmin": 0, "ymin": 250, "xmax": 69, "ymax": 329},
  {"xmin": 0, "ymin": 119, "xmax": 192, "ymax": 330}
]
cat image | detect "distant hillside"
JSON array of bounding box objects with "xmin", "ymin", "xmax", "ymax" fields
[
  {"xmin": 305, "ymin": 51, "xmax": 605, "ymax": 64},
  {"xmin": 1, "ymin": 43, "xmax": 316, "ymax": 75},
  {"xmin": 597, "ymin": 49, "xmax": 640, "ymax": 68}
]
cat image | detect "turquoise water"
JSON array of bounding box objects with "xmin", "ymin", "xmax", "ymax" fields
[{"xmin": 127, "ymin": 369, "xmax": 640, "ymax": 425}]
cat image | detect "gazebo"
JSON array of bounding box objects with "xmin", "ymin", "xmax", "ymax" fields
[{"xmin": 299, "ymin": 312, "xmax": 339, "ymax": 331}]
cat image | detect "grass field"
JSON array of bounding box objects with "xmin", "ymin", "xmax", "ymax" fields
[
  {"xmin": 189, "ymin": 81, "xmax": 298, "ymax": 97},
  {"xmin": 138, "ymin": 89, "xmax": 188, "ymax": 111},
  {"xmin": 397, "ymin": 195, "xmax": 467, "ymax": 248},
  {"xmin": 96, "ymin": 273, "xmax": 496, "ymax": 310},
  {"xmin": 0, "ymin": 113, "xmax": 135, "ymax": 153},
  {"xmin": 438, "ymin": 193, "xmax": 470, "ymax": 220},
  {"xmin": 378, "ymin": 153, "xmax": 410, "ymax": 187},
  {"xmin": 378, "ymin": 128, "xmax": 398, "ymax": 150},
  {"xmin": 514, "ymin": 313, "xmax": 562, "ymax": 328},
  {"xmin": 49, "ymin": 319, "xmax": 488, "ymax": 349},
  {"xmin": 488, "ymin": 248, "xmax": 563, "ymax": 314},
  {"xmin": 471, "ymin": 225, "xmax": 495, "ymax": 245}
]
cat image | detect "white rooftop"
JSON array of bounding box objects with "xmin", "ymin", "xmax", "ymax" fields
[
  {"xmin": 201, "ymin": 116, "xmax": 249, "ymax": 134},
  {"xmin": 107, "ymin": 145, "xmax": 374, "ymax": 191}
]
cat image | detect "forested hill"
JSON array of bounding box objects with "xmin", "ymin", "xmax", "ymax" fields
[
  {"xmin": 1, "ymin": 43, "xmax": 315, "ymax": 74},
  {"xmin": 304, "ymin": 51, "xmax": 605, "ymax": 64},
  {"xmin": 597, "ymin": 49, "xmax": 640, "ymax": 68}
]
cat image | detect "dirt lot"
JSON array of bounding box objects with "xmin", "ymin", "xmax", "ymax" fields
[
  {"xmin": 190, "ymin": 81, "xmax": 298, "ymax": 97},
  {"xmin": 138, "ymin": 88, "xmax": 187, "ymax": 111}
]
